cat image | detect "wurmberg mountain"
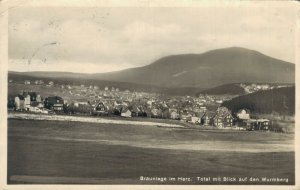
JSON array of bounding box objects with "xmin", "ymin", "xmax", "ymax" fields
[
  {"xmin": 13, "ymin": 47, "xmax": 295, "ymax": 89},
  {"xmin": 94, "ymin": 47, "xmax": 294, "ymax": 88}
]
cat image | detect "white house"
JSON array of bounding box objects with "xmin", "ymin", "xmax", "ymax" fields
[
  {"xmin": 121, "ymin": 107, "xmax": 132, "ymax": 117},
  {"xmin": 190, "ymin": 116, "xmax": 200, "ymax": 124},
  {"xmin": 237, "ymin": 109, "xmax": 250, "ymax": 120},
  {"xmin": 24, "ymin": 80, "xmax": 31, "ymax": 85},
  {"xmin": 24, "ymin": 94, "xmax": 31, "ymax": 110},
  {"xmin": 15, "ymin": 95, "xmax": 25, "ymax": 110}
]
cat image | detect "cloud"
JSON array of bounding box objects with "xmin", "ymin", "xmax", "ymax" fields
[
  {"xmin": 9, "ymin": 17, "xmax": 194, "ymax": 70},
  {"xmin": 122, "ymin": 21, "xmax": 185, "ymax": 42},
  {"xmin": 8, "ymin": 6, "xmax": 297, "ymax": 73}
]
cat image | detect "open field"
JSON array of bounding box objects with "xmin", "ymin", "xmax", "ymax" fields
[{"xmin": 8, "ymin": 119, "xmax": 295, "ymax": 184}]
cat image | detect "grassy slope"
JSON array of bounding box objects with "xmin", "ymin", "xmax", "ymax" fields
[{"xmin": 7, "ymin": 119, "xmax": 295, "ymax": 184}]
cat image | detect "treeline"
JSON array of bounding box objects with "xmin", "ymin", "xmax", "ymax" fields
[{"xmin": 222, "ymin": 86, "xmax": 295, "ymax": 115}]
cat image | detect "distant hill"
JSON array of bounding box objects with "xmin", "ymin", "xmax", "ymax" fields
[
  {"xmin": 8, "ymin": 72, "xmax": 203, "ymax": 96},
  {"xmin": 13, "ymin": 47, "xmax": 295, "ymax": 89},
  {"xmin": 197, "ymin": 83, "xmax": 245, "ymax": 96},
  {"xmin": 93, "ymin": 47, "xmax": 295, "ymax": 88},
  {"xmin": 222, "ymin": 86, "xmax": 295, "ymax": 115},
  {"xmin": 8, "ymin": 71, "xmax": 90, "ymax": 79}
]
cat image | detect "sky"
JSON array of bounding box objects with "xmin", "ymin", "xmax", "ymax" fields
[{"xmin": 8, "ymin": 4, "xmax": 298, "ymax": 73}]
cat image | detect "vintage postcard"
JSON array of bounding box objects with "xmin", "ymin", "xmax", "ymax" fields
[{"xmin": 0, "ymin": 0, "xmax": 299, "ymax": 189}]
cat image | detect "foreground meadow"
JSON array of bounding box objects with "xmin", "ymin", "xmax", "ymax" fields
[{"xmin": 7, "ymin": 119, "xmax": 294, "ymax": 184}]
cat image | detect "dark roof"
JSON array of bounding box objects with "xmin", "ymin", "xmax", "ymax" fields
[
  {"xmin": 31, "ymin": 102, "xmax": 39, "ymax": 107},
  {"xmin": 130, "ymin": 105, "xmax": 140, "ymax": 112},
  {"xmin": 28, "ymin": 92, "xmax": 37, "ymax": 97},
  {"xmin": 204, "ymin": 111, "xmax": 216, "ymax": 118},
  {"xmin": 46, "ymin": 96, "xmax": 64, "ymax": 104},
  {"xmin": 28, "ymin": 92, "xmax": 38, "ymax": 101},
  {"xmin": 95, "ymin": 101, "xmax": 106, "ymax": 107},
  {"xmin": 197, "ymin": 112, "xmax": 206, "ymax": 118},
  {"xmin": 121, "ymin": 106, "xmax": 131, "ymax": 113},
  {"xmin": 17, "ymin": 95, "xmax": 25, "ymax": 100}
]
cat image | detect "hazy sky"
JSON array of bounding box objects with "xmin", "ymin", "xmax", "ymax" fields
[{"xmin": 8, "ymin": 5, "xmax": 298, "ymax": 73}]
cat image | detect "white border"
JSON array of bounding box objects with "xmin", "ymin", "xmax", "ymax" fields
[{"xmin": 0, "ymin": 1, "xmax": 299, "ymax": 190}]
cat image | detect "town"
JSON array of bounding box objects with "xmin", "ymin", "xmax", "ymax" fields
[{"xmin": 7, "ymin": 79, "xmax": 280, "ymax": 132}]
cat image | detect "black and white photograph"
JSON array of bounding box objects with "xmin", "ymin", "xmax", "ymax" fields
[{"xmin": 0, "ymin": 0, "xmax": 299, "ymax": 189}]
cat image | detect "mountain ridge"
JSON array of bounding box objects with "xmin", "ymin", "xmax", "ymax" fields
[
  {"xmin": 92, "ymin": 47, "xmax": 294, "ymax": 88},
  {"xmin": 9, "ymin": 47, "xmax": 295, "ymax": 88}
]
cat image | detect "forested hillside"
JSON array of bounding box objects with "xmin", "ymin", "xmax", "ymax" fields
[{"xmin": 222, "ymin": 86, "xmax": 295, "ymax": 115}]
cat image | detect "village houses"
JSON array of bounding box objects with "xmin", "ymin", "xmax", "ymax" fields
[{"xmin": 8, "ymin": 81, "xmax": 273, "ymax": 131}]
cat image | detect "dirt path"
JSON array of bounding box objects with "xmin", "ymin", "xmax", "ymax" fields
[{"xmin": 8, "ymin": 112, "xmax": 184, "ymax": 128}]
